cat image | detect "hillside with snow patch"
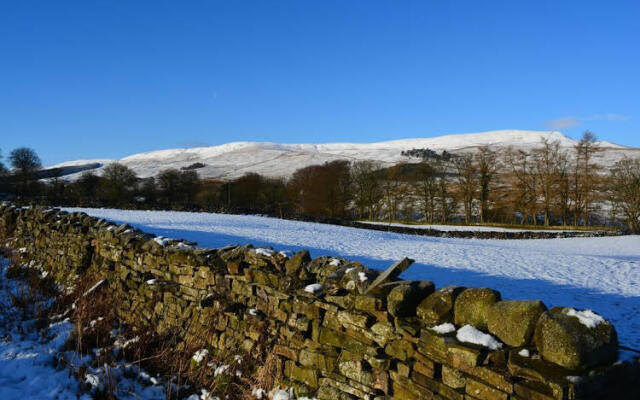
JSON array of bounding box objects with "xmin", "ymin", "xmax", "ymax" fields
[{"xmin": 48, "ymin": 130, "xmax": 639, "ymax": 180}]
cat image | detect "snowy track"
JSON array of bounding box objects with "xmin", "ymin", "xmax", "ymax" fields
[{"xmin": 66, "ymin": 208, "xmax": 640, "ymax": 349}]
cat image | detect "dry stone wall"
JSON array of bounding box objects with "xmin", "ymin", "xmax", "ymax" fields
[
  {"xmin": 346, "ymin": 222, "xmax": 622, "ymax": 240},
  {"xmin": 0, "ymin": 204, "xmax": 638, "ymax": 400}
]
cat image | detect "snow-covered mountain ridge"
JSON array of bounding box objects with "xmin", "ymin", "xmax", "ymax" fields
[{"xmin": 48, "ymin": 130, "xmax": 638, "ymax": 180}]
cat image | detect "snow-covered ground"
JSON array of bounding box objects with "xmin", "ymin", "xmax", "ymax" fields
[
  {"xmin": 0, "ymin": 257, "xmax": 171, "ymax": 400},
  {"xmin": 64, "ymin": 208, "xmax": 640, "ymax": 350},
  {"xmin": 0, "ymin": 266, "xmax": 80, "ymax": 399},
  {"xmin": 358, "ymin": 221, "xmax": 583, "ymax": 232}
]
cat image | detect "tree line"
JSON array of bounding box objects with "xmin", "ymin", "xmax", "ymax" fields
[{"xmin": 1, "ymin": 131, "xmax": 639, "ymax": 232}]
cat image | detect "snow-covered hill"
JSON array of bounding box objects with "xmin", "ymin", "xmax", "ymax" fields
[{"xmin": 48, "ymin": 130, "xmax": 639, "ymax": 180}]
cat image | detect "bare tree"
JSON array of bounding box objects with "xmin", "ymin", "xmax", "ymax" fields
[
  {"xmin": 9, "ymin": 147, "xmax": 41, "ymax": 174},
  {"xmin": 475, "ymin": 146, "xmax": 498, "ymax": 223},
  {"xmin": 99, "ymin": 163, "xmax": 138, "ymax": 206},
  {"xmin": 0, "ymin": 149, "xmax": 7, "ymax": 191},
  {"xmin": 454, "ymin": 154, "xmax": 476, "ymax": 223},
  {"xmin": 532, "ymin": 140, "xmax": 563, "ymax": 226},
  {"xmin": 71, "ymin": 171, "xmax": 101, "ymax": 205},
  {"xmin": 608, "ymin": 157, "xmax": 640, "ymax": 232},
  {"xmin": 9, "ymin": 147, "xmax": 42, "ymax": 198},
  {"xmin": 179, "ymin": 170, "xmax": 200, "ymax": 206},
  {"xmin": 412, "ymin": 161, "xmax": 438, "ymax": 223},
  {"xmin": 555, "ymin": 149, "xmax": 571, "ymax": 226},
  {"xmin": 138, "ymin": 177, "xmax": 157, "ymax": 206},
  {"xmin": 436, "ymin": 163, "xmax": 456, "ymax": 223},
  {"xmin": 504, "ymin": 148, "xmax": 538, "ymax": 225},
  {"xmin": 288, "ymin": 161, "xmax": 351, "ymax": 218},
  {"xmin": 382, "ymin": 164, "xmax": 405, "ymax": 223},
  {"xmin": 0, "ymin": 148, "xmax": 5, "ymax": 175},
  {"xmin": 157, "ymin": 169, "xmax": 183, "ymax": 205},
  {"xmin": 351, "ymin": 160, "xmax": 382, "ymax": 220},
  {"xmin": 573, "ymin": 131, "xmax": 601, "ymax": 225}
]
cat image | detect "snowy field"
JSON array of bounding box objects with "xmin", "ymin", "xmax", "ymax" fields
[
  {"xmin": 65, "ymin": 208, "xmax": 640, "ymax": 350},
  {"xmin": 358, "ymin": 220, "xmax": 583, "ymax": 232}
]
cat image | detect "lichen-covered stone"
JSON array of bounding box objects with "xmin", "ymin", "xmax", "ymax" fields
[
  {"xmin": 369, "ymin": 322, "xmax": 396, "ymax": 346},
  {"xmin": 325, "ymin": 294, "xmax": 355, "ymax": 310},
  {"xmin": 285, "ymin": 250, "xmax": 311, "ymax": 276},
  {"xmin": 507, "ymin": 348, "xmax": 573, "ymax": 398},
  {"xmin": 487, "ymin": 300, "xmax": 546, "ymax": 347},
  {"xmin": 534, "ymin": 307, "xmax": 618, "ymax": 369},
  {"xmin": 416, "ymin": 285, "xmax": 466, "ymax": 325},
  {"xmin": 337, "ymin": 310, "xmax": 371, "ymax": 329},
  {"xmin": 316, "ymin": 384, "xmax": 356, "ymax": 400},
  {"xmin": 299, "ymin": 348, "xmax": 338, "ymax": 372},
  {"xmin": 387, "ymin": 281, "xmax": 434, "ymax": 318},
  {"xmin": 384, "ymin": 339, "xmax": 415, "ymax": 361},
  {"xmin": 353, "ymin": 295, "xmax": 383, "ymax": 314},
  {"xmin": 448, "ymin": 343, "xmax": 483, "ymax": 367},
  {"xmin": 338, "ymin": 360, "xmax": 375, "ymax": 386},
  {"xmin": 284, "ymin": 360, "xmax": 319, "ymax": 388},
  {"xmin": 466, "ymin": 378, "xmax": 508, "ymax": 400},
  {"xmin": 318, "ymin": 377, "xmax": 374, "ymax": 399},
  {"xmin": 338, "ymin": 264, "xmax": 376, "ymax": 294},
  {"xmin": 441, "ymin": 365, "xmax": 466, "ymax": 389},
  {"xmin": 418, "ymin": 327, "xmax": 456, "ymax": 363},
  {"xmin": 454, "ymin": 287, "xmax": 501, "ymax": 330}
]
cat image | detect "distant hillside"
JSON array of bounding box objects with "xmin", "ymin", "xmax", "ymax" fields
[{"xmin": 44, "ymin": 130, "xmax": 639, "ymax": 180}]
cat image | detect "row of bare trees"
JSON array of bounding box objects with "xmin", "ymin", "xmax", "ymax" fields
[
  {"xmin": 497, "ymin": 131, "xmax": 602, "ymax": 227},
  {"xmin": 321, "ymin": 131, "xmax": 638, "ymax": 231},
  {"xmin": 382, "ymin": 132, "xmax": 638, "ymax": 231}
]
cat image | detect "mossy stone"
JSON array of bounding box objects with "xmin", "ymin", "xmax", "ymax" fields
[
  {"xmin": 417, "ymin": 285, "xmax": 466, "ymax": 325},
  {"xmin": 285, "ymin": 250, "xmax": 310, "ymax": 276},
  {"xmin": 454, "ymin": 287, "xmax": 501, "ymax": 330},
  {"xmin": 384, "ymin": 339, "xmax": 415, "ymax": 361},
  {"xmin": 387, "ymin": 281, "xmax": 435, "ymax": 318},
  {"xmin": 487, "ymin": 300, "xmax": 547, "ymax": 346},
  {"xmin": 533, "ymin": 307, "xmax": 618, "ymax": 369}
]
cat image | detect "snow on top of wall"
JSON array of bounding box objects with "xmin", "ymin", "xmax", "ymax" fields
[
  {"xmin": 564, "ymin": 308, "xmax": 606, "ymax": 328},
  {"xmin": 430, "ymin": 323, "xmax": 456, "ymax": 335},
  {"xmin": 456, "ymin": 325, "xmax": 503, "ymax": 350},
  {"xmin": 304, "ymin": 283, "xmax": 323, "ymax": 294}
]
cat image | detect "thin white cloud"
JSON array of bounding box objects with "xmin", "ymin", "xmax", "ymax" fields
[
  {"xmin": 584, "ymin": 113, "xmax": 628, "ymax": 122},
  {"xmin": 544, "ymin": 113, "xmax": 628, "ymax": 130},
  {"xmin": 545, "ymin": 116, "xmax": 580, "ymax": 130}
]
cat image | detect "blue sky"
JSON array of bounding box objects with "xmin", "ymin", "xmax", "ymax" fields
[{"xmin": 1, "ymin": 1, "xmax": 638, "ymax": 165}]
